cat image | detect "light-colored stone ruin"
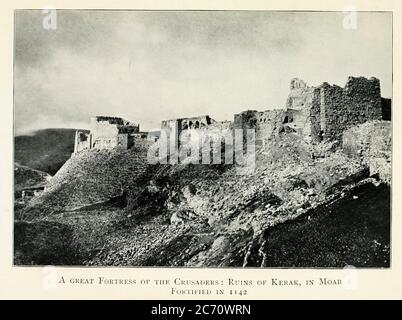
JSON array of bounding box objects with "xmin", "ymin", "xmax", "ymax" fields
[
  {"xmin": 234, "ymin": 76, "xmax": 387, "ymax": 146},
  {"xmin": 74, "ymin": 116, "xmax": 144, "ymax": 153},
  {"xmin": 74, "ymin": 76, "xmax": 391, "ymax": 154},
  {"xmin": 285, "ymin": 76, "xmax": 383, "ymax": 142}
]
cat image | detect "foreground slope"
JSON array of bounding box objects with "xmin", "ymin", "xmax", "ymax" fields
[{"xmin": 15, "ymin": 122, "xmax": 391, "ymax": 267}]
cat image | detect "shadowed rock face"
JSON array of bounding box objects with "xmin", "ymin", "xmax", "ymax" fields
[
  {"xmin": 381, "ymin": 98, "xmax": 392, "ymax": 121},
  {"xmin": 253, "ymin": 183, "xmax": 390, "ymax": 268}
]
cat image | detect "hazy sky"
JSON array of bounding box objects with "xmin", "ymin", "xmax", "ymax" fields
[{"xmin": 14, "ymin": 11, "xmax": 392, "ymax": 135}]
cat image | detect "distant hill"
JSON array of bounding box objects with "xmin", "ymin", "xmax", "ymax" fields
[{"xmin": 15, "ymin": 129, "xmax": 76, "ymax": 175}]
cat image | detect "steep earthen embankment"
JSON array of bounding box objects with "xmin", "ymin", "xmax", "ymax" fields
[{"xmin": 15, "ymin": 121, "xmax": 391, "ymax": 267}]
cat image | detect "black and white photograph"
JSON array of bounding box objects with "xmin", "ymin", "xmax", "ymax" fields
[{"xmin": 13, "ymin": 10, "xmax": 392, "ymax": 268}]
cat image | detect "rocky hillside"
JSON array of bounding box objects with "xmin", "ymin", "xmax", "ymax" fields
[
  {"xmin": 24, "ymin": 145, "xmax": 150, "ymax": 215},
  {"xmin": 14, "ymin": 121, "xmax": 391, "ymax": 267}
]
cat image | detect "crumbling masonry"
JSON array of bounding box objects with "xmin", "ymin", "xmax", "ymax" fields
[
  {"xmin": 74, "ymin": 76, "xmax": 391, "ymax": 153},
  {"xmin": 285, "ymin": 76, "xmax": 384, "ymax": 142},
  {"xmin": 74, "ymin": 116, "xmax": 143, "ymax": 153},
  {"xmin": 234, "ymin": 76, "xmax": 388, "ymax": 146}
]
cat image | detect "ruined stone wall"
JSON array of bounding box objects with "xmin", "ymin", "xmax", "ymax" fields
[
  {"xmin": 185, "ymin": 120, "xmax": 233, "ymax": 147},
  {"xmin": 161, "ymin": 116, "xmax": 212, "ymax": 135},
  {"xmin": 94, "ymin": 117, "xmax": 138, "ymax": 150},
  {"xmin": 310, "ymin": 88, "xmax": 322, "ymax": 142},
  {"xmin": 285, "ymin": 79, "xmax": 319, "ymax": 142},
  {"xmin": 161, "ymin": 118, "xmax": 182, "ymax": 154},
  {"xmin": 318, "ymin": 83, "xmax": 345, "ymax": 141},
  {"xmin": 207, "ymin": 120, "xmax": 232, "ymax": 131},
  {"xmin": 161, "ymin": 116, "xmax": 220, "ymax": 153},
  {"xmin": 91, "ymin": 117, "xmax": 120, "ymax": 138},
  {"xmin": 74, "ymin": 130, "xmax": 91, "ymax": 153},
  {"xmin": 90, "ymin": 116, "xmax": 139, "ymax": 149},
  {"xmin": 132, "ymin": 132, "xmax": 154, "ymax": 151},
  {"xmin": 342, "ymin": 121, "xmax": 391, "ymax": 183},
  {"xmin": 320, "ymin": 77, "xmax": 382, "ymax": 141},
  {"xmin": 75, "ymin": 76, "xmax": 386, "ymax": 156},
  {"xmin": 202, "ymin": 122, "xmax": 234, "ymax": 159},
  {"xmin": 116, "ymin": 134, "xmax": 129, "ymax": 149},
  {"xmin": 74, "ymin": 116, "xmax": 141, "ymax": 153},
  {"xmin": 286, "ymin": 78, "xmax": 314, "ymax": 111},
  {"xmin": 234, "ymin": 109, "xmax": 286, "ymax": 147},
  {"xmin": 92, "ymin": 136, "xmax": 117, "ymax": 150},
  {"xmin": 344, "ymin": 77, "xmax": 382, "ymax": 124},
  {"xmin": 254, "ymin": 110, "xmax": 287, "ymax": 146},
  {"xmin": 180, "ymin": 115, "xmax": 213, "ymax": 130},
  {"xmin": 172, "ymin": 119, "xmax": 232, "ymax": 160},
  {"xmin": 284, "ymin": 77, "xmax": 384, "ymax": 143}
]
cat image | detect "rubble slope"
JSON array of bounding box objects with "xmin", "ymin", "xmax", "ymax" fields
[{"xmin": 15, "ymin": 121, "xmax": 391, "ymax": 267}]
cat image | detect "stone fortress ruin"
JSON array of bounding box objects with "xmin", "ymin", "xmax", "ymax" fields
[
  {"xmin": 74, "ymin": 76, "xmax": 391, "ymax": 154},
  {"xmin": 233, "ymin": 76, "xmax": 389, "ymax": 146},
  {"xmin": 74, "ymin": 116, "xmax": 146, "ymax": 153}
]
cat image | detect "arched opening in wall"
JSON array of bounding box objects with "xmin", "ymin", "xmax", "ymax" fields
[
  {"xmin": 195, "ymin": 121, "xmax": 200, "ymax": 129},
  {"xmin": 182, "ymin": 121, "xmax": 188, "ymax": 130},
  {"xmin": 188, "ymin": 121, "xmax": 193, "ymax": 129},
  {"xmin": 283, "ymin": 116, "xmax": 289, "ymax": 123}
]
